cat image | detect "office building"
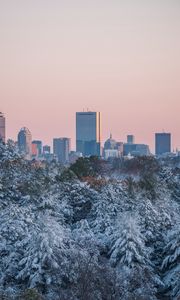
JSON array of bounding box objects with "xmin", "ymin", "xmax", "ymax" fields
[
  {"xmin": 18, "ymin": 127, "xmax": 32, "ymax": 159},
  {"xmin": 123, "ymin": 143, "xmax": 150, "ymax": 157},
  {"xmin": 76, "ymin": 111, "xmax": 101, "ymax": 157},
  {"xmin": 0, "ymin": 112, "xmax": 5, "ymax": 143},
  {"xmin": 127, "ymin": 135, "xmax": 135, "ymax": 144},
  {"xmin": 155, "ymin": 133, "xmax": 171, "ymax": 155},
  {"xmin": 116, "ymin": 142, "xmax": 124, "ymax": 154},
  {"xmin": 32, "ymin": 140, "xmax": 42, "ymax": 157},
  {"xmin": 32, "ymin": 143, "xmax": 38, "ymax": 158},
  {"xmin": 53, "ymin": 138, "xmax": 71, "ymax": 164},
  {"xmin": 42, "ymin": 145, "xmax": 54, "ymax": 161},
  {"xmin": 43, "ymin": 145, "xmax": 51, "ymax": 154}
]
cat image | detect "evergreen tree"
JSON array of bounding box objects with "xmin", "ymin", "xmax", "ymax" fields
[
  {"xmin": 162, "ymin": 225, "xmax": 180, "ymax": 299},
  {"xmin": 109, "ymin": 215, "xmax": 161, "ymax": 300},
  {"xmin": 15, "ymin": 215, "xmax": 71, "ymax": 290}
]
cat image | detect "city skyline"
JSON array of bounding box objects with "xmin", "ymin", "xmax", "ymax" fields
[
  {"xmin": 1, "ymin": 1, "xmax": 180, "ymax": 151},
  {"xmin": 0, "ymin": 110, "xmax": 177, "ymax": 155}
]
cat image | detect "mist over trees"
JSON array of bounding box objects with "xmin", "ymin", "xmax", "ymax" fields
[{"xmin": 0, "ymin": 142, "xmax": 180, "ymax": 300}]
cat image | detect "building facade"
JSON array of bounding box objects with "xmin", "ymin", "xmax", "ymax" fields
[
  {"xmin": 104, "ymin": 149, "xmax": 120, "ymax": 160},
  {"xmin": 53, "ymin": 138, "xmax": 71, "ymax": 164},
  {"xmin": 0, "ymin": 112, "xmax": 5, "ymax": 143},
  {"xmin": 155, "ymin": 133, "xmax": 171, "ymax": 155},
  {"xmin": 103, "ymin": 134, "xmax": 123, "ymax": 159},
  {"xmin": 104, "ymin": 134, "xmax": 117, "ymax": 150},
  {"xmin": 43, "ymin": 145, "xmax": 51, "ymax": 155},
  {"xmin": 127, "ymin": 135, "xmax": 135, "ymax": 144},
  {"xmin": 42, "ymin": 145, "xmax": 53, "ymax": 161},
  {"xmin": 18, "ymin": 127, "xmax": 32, "ymax": 159},
  {"xmin": 76, "ymin": 111, "xmax": 101, "ymax": 157},
  {"xmin": 32, "ymin": 143, "xmax": 38, "ymax": 158},
  {"xmin": 32, "ymin": 140, "xmax": 42, "ymax": 157},
  {"xmin": 123, "ymin": 143, "xmax": 150, "ymax": 156}
]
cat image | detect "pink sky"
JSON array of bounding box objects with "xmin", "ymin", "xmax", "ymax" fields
[{"xmin": 0, "ymin": 0, "xmax": 180, "ymax": 152}]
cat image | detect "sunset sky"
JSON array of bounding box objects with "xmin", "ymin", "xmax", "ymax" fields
[{"xmin": 0, "ymin": 0, "xmax": 180, "ymax": 152}]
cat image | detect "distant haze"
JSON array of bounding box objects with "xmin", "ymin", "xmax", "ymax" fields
[{"xmin": 0, "ymin": 0, "xmax": 180, "ymax": 152}]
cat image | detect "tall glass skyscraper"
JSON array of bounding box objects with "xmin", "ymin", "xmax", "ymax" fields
[
  {"xmin": 127, "ymin": 135, "xmax": 135, "ymax": 144},
  {"xmin": 76, "ymin": 112, "xmax": 101, "ymax": 157},
  {"xmin": 18, "ymin": 127, "xmax": 32, "ymax": 159},
  {"xmin": 155, "ymin": 133, "xmax": 171, "ymax": 155},
  {"xmin": 0, "ymin": 112, "xmax": 5, "ymax": 143}
]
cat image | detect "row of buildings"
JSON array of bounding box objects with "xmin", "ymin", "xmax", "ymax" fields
[
  {"xmin": 0, "ymin": 111, "xmax": 173, "ymax": 164},
  {"xmin": 18, "ymin": 128, "xmax": 73, "ymax": 162}
]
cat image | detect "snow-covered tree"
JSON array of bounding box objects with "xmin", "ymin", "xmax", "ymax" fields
[
  {"xmin": 109, "ymin": 215, "xmax": 149, "ymax": 268},
  {"xmin": 162, "ymin": 225, "xmax": 180, "ymax": 299},
  {"xmin": 15, "ymin": 215, "xmax": 72, "ymax": 290},
  {"xmin": 0, "ymin": 142, "xmax": 179, "ymax": 299},
  {"xmin": 71, "ymin": 220, "xmax": 118, "ymax": 300},
  {"xmin": 109, "ymin": 215, "xmax": 161, "ymax": 300}
]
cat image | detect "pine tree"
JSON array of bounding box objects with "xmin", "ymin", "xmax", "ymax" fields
[
  {"xmin": 109, "ymin": 215, "xmax": 148, "ymax": 268},
  {"xmin": 162, "ymin": 225, "xmax": 180, "ymax": 299},
  {"xmin": 15, "ymin": 215, "xmax": 72, "ymax": 290},
  {"xmin": 109, "ymin": 215, "xmax": 160, "ymax": 300}
]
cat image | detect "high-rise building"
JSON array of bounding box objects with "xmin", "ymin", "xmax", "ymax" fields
[
  {"xmin": 43, "ymin": 145, "xmax": 51, "ymax": 154},
  {"xmin": 42, "ymin": 145, "xmax": 53, "ymax": 161},
  {"xmin": 127, "ymin": 135, "xmax": 135, "ymax": 144},
  {"xmin": 155, "ymin": 133, "xmax": 171, "ymax": 155},
  {"xmin": 32, "ymin": 140, "xmax": 42, "ymax": 156},
  {"xmin": 0, "ymin": 112, "xmax": 5, "ymax": 143},
  {"xmin": 76, "ymin": 111, "xmax": 101, "ymax": 157},
  {"xmin": 53, "ymin": 138, "xmax": 71, "ymax": 164},
  {"xmin": 32, "ymin": 143, "xmax": 38, "ymax": 158},
  {"xmin": 18, "ymin": 127, "xmax": 32, "ymax": 159}
]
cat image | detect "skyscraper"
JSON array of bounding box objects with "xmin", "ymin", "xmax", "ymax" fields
[
  {"xmin": 31, "ymin": 143, "xmax": 38, "ymax": 158},
  {"xmin": 76, "ymin": 111, "xmax": 101, "ymax": 157},
  {"xmin": 17, "ymin": 127, "xmax": 32, "ymax": 159},
  {"xmin": 155, "ymin": 133, "xmax": 171, "ymax": 155},
  {"xmin": 32, "ymin": 140, "xmax": 42, "ymax": 157},
  {"xmin": 127, "ymin": 135, "xmax": 135, "ymax": 144},
  {"xmin": 0, "ymin": 112, "xmax": 5, "ymax": 143},
  {"xmin": 53, "ymin": 138, "xmax": 71, "ymax": 164}
]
